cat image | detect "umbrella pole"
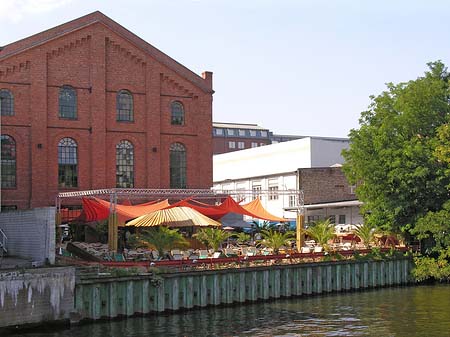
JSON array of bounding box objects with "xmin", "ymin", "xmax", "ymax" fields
[{"xmin": 296, "ymin": 213, "xmax": 304, "ymax": 253}]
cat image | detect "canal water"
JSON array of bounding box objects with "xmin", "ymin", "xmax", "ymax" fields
[{"xmin": 14, "ymin": 284, "xmax": 450, "ymax": 337}]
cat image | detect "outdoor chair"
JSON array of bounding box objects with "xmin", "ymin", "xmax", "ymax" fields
[
  {"xmin": 301, "ymin": 246, "xmax": 311, "ymax": 253},
  {"xmin": 314, "ymin": 246, "xmax": 323, "ymax": 253},
  {"xmin": 189, "ymin": 253, "xmax": 199, "ymax": 260},
  {"xmin": 113, "ymin": 253, "xmax": 125, "ymax": 262},
  {"xmin": 151, "ymin": 250, "xmax": 160, "ymax": 260},
  {"xmin": 260, "ymin": 248, "xmax": 272, "ymax": 256},
  {"xmin": 224, "ymin": 248, "xmax": 238, "ymax": 257},
  {"xmin": 198, "ymin": 250, "xmax": 209, "ymax": 259},
  {"xmin": 171, "ymin": 249, "xmax": 183, "ymax": 260},
  {"xmin": 246, "ymin": 247, "xmax": 257, "ymax": 256},
  {"xmin": 342, "ymin": 242, "xmax": 352, "ymax": 251},
  {"xmin": 212, "ymin": 252, "xmax": 221, "ymax": 258}
]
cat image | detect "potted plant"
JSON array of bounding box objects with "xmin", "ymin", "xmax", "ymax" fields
[
  {"xmin": 138, "ymin": 226, "xmax": 188, "ymax": 259},
  {"xmin": 193, "ymin": 228, "xmax": 232, "ymax": 252},
  {"xmin": 306, "ymin": 219, "xmax": 335, "ymax": 251},
  {"xmin": 258, "ymin": 229, "xmax": 294, "ymax": 254},
  {"xmin": 354, "ymin": 223, "xmax": 377, "ymax": 248}
]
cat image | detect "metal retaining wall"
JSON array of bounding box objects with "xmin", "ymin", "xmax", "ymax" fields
[{"xmin": 75, "ymin": 257, "xmax": 412, "ymax": 321}]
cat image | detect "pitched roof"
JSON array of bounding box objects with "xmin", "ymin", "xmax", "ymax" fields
[{"xmin": 0, "ymin": 11, "xmax": 212, "ymax": 93}]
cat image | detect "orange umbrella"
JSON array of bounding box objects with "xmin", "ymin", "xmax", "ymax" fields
[{"xmin": 125, "ymin": 206, "xmax": 221, "ymax": 228}]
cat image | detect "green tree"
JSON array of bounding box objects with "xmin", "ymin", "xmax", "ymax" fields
[
  {"xmin": 306, "ymin": 219, "xmax": 335, "ymax": 250},
  {"xmin": 194, "ymin": 228, "xmax": 232, "ymax": 251},
  {"xmin": 139, "ymin": 226, "xmax": 188, "ymax": 258},
  {"xmin": 342, "ymin": 61, "xmax": 450, "ymax": 235},
  {"xmin": 259, "ymin": 229, "xmax": 294, "ymax": 254}
]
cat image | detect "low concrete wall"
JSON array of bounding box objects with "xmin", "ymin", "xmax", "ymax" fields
[
  {"xmin": 0, "ymin": 207, "xmax": 56, "ymax": 265},
  {"xmin": 75, "ymin": 257, "xmax": 412, "ymax": 321},
  {"xmin": 0, "ymin": 267, "xmax": 75, "ymax": 328}
]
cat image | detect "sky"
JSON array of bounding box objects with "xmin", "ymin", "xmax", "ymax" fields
[{"xmin": 1, "ymin": 0, "xmax": 449, "ymax": 138}]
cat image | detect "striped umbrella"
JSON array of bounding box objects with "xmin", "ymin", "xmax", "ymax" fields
[{"xmin": 125, "ymin": 206, "xmax": 222, "ymax": 228}]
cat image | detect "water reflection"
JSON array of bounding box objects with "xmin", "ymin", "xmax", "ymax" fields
[{"xmin": 13, "ymin": 284, "xmax": 450, "ymax": 337}]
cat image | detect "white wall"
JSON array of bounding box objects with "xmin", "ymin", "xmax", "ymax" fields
[
  {"xmin": 310, "ymin": 138, "xmax": 350, "ymax": 167},
  {"xmin": 214, "ymin": 173, "xmax": 298, "ymax": 220},
  {"xmin": 213, "ymin": 137, "xmax": 350, "ymax": 182},
  {"xmin": 213, "ymin": 137, "xmax": 312, "ymax": 182}
]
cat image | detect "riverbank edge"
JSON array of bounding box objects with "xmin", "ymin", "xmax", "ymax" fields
[{"xmin": 0, "ymin": 257, "xmax": 414, "ymax": 331}]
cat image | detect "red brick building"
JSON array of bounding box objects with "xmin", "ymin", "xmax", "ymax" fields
[
  {"xmin": 0, "ymin": 11, "xmax": 213, "ymax": 210},
  {"xmin": 212, "ymin": 122, "xmax": 271, "ymax": 154}
]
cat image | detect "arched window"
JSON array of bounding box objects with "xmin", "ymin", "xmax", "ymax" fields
[
  {"xmin": 116, "ymin": 90, "xmax": 133, "ymax": 121},
  {"xmin": 1, "ymin": 135, "xmax": 16, "ymax": 188},
  {"xmin": 170, "ymin": 142, "xmax": 186, "ymax": 188},
  {"xmin": 59, "ymin": 85, "xmax": 77, "ymax": 119},
  {"xmin": 58, "ymin": 138, "xmax": 78, "ymax": 188},
  {"xmin": 171, "ymin": 101, "xmax": 184, "ymax": 125},
  {"xmin": 116, "ymin": 140, "xmax": 134, "ymax": 188},
  {"xmin": 0, "ymin": 89, "xmax": 14, "ymax": 116}
]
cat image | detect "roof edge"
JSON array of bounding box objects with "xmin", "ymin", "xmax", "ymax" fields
[{"xmin": 0, "ymin": 11, "xmax": 213, "ymax": 94}]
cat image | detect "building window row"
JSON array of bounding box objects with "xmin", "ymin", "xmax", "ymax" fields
[
  {"xmin": 1, "ymin": 135, "xmax": 187, "ymax": 190},
  {"xmin": 214, "ymin": 128, "xmax": 269, "ymax": 138},
  {"xmin": 1, "ymin": 87, "xmax": 185, "ymax": 125},
  {"xmin": 228, "ymin": 141, "xmax": 266, "ymax": 150}
]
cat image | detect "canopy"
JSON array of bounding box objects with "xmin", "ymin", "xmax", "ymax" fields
[
  {"xmin": 168, "ymin": 199, "xmax": 228, "ymax": 219},
  {"xmin": 241, "ymin": 198, "xmax": 286, "ymax": 222},
  {"xmin": 170, "ymin": 196, "xmax": 286, "ymax": 222},
  {"xmin": 81, "ymin": 197, "xmax": 170, "ymax": 223},
  {"xmin": 125, "ymin": 206, "xmax": 221, "ymax": 228},
  {"xmin": 79, "ymin": 195, "xmax": 285, "ymax": 224}
]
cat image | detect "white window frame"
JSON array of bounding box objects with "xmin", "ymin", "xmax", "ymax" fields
[
  {"xmin": 238, "ymin": 141, "xmax": 245, "ymax": 149},
  {"xmin": 228, "ymin": 141, "xmax": 236, "ymax": 149}
]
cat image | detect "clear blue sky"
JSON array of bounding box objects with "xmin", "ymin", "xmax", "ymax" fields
[{"xmin": 1, "ymin": 0, "xmax": 449, "ymax": 137}]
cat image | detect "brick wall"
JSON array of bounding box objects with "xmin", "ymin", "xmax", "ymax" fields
[
  {"xmin": 0, "ymin": 207, "xmax": 55, "ymax": 264},
  {"xmin": 299, "ymin": 167, "xmax": 355, "ymax": 204},
  {"xmin": 0, "ymin": 13, "xmax": 213, "ymax": 209}
]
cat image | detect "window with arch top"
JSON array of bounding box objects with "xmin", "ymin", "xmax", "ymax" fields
[
  {"xmin": 59, "ymin": 85, "xmax": 77, "ymax": 119},
  {"xmin": 58, "ymin": 137, "xmax": 78, "ymax": 188},
  {"xmin": 1, "ymin": 135, "xmax": 16, "ymax": 188},
  {"xmin": 117, "ymin": 90, "xmax": 133, "ymax": 122},
  {"xmin": 0, "ymin": 89, "xmax": 14, "ymax": 116},
  {"xmin": 116, "ymin": 140, "xmax": 134, "ymax": 188},
  {"xmin": 171, "ymin": 101, "xmax": 184, "ymax": 125},
  {"xmin": 170, "ymin": 142, "xmax": 186, "ymax": 188}
]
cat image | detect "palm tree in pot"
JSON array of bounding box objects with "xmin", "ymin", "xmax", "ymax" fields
[
  {"xmin": 306, "ymin": 219, "xmax": 335, "ymax": 251},
  {"xmin": 194, "ymin": 228, "xmax": 233, "ymax": 252},
  {"xmin": 258, "ymin": 229, "xmax": 295, "ymax": 254},
  {"xmin": 138, "ymin": 226, "xmax": 188, "ymax": 259}
]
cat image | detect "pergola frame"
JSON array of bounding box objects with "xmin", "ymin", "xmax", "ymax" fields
[{"xmin": 56, "ymin": 188, "xmax": 305, "ymax": 252}]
